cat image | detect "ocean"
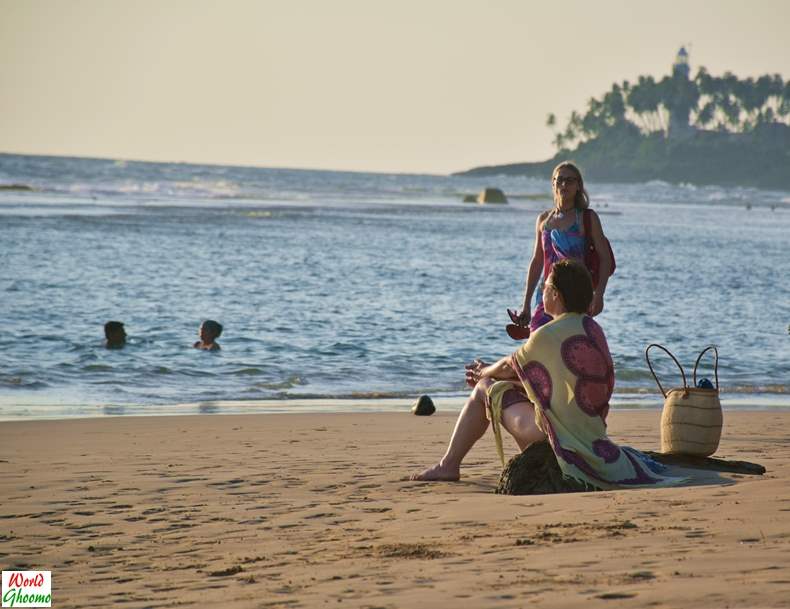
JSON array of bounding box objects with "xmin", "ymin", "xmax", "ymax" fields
[{"xmin": 1, "ymin": 153, "xmax": 788, "ymax": 419}]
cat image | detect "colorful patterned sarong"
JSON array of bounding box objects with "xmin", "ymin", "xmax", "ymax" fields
[
  {"xmin": 488, "ymin": 313, "xmax": 684, "ymax": 490},
  {"xmin": 530, "ymin": 211, "xmax": 587, "ymax": 331}
]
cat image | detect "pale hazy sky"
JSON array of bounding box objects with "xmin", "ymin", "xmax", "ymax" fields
[{"xmin": 2, "ymin": 0, "xmax": 789, "ymax": 174}]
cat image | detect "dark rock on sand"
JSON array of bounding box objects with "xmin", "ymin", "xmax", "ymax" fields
[
  {"xmin": 411, "ymin": 395, "xmax": 436, "ymax": 416},
  {"xmin": 495, "ymin": 441, "xmax": 598, "ymax": 495}
]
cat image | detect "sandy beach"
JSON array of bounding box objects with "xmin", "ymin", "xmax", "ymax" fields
[{"xmin": 2, "ymin": 410, "xmax": 789, "ymax": 608}]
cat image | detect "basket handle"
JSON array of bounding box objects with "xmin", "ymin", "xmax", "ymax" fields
[
  {"xmin": 645, "ymin": 343, "xmax": 688, "ymax": 398},
  {"xmin": 693, "ymin": 345, "xmax": 719, "ymax": 389}
]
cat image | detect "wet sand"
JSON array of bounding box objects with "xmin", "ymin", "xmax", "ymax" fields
[{"xmin": 1, "ymin": 410, "xmax": 789, "ymax": 608}]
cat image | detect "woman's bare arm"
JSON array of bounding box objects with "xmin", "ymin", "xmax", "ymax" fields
[{"xmin": 518, "ymin": 212, "xmax": 548, "ymax": 322}]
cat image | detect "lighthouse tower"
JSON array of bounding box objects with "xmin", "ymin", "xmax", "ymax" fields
[
  {"xmin": 668, "ymin": 46, "xmax": 695, "ymax": 140},
  {"xmin": 672, "ymin": 46, "xmax": 690, "ymax": 79}
]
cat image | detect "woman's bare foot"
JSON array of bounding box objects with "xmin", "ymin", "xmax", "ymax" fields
[{"xmin": 409, "ymin": 461, "xmax": 460, "ymax": 481}]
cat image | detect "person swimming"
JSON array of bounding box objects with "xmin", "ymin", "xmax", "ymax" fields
[
  {"xmin": 104, "ymin": 321, "xmax": 126, "ymax": 349},
  {"xmin": 194, "ymin": 320, "xmax": 223, "ymax": 351}
]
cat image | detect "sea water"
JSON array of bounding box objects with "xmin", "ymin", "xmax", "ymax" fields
[{"xmin": 1, "ymin": 153, "xmax": 788, "ymax": 419}]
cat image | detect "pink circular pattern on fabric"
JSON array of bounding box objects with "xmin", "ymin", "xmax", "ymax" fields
[
  {"xmin": 523, "ymin": 361, "xmax": 552, "ymax": 410},
  {"xmin": 576, "ymin": 379, "xmax": 611, "ymax": 417},
  {"xmin": 592, "ymin": 439, "xmax": 621, "ymax": 464},
  {"xmin": 589, "ymin": 316, "xmax": 616, "ymax": 403},
  {"xmin": 583, "ymin": 317, "xmax": 613, "ymax": 368},
  {"xmin": 561, "ymin": 319, "xmax": 615, "ymax": 418},
  {"xmin": 561, "ymin": 336, "xmax": 608, "ymax": 379}
]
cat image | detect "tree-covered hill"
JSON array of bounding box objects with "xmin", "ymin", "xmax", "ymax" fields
[{"xmin": 456, "ymin": 51, "xmax": 790, "ymax": 189}]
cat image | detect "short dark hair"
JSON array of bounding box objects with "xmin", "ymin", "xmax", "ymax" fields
[
  {"xmin": 104, "ymin": 321, "xmax": 125, "ymax": 338},
  {"xmin": 202, "ymin": 320, "xmax": 223, "ymax": 337},
  {"xmin": 550, "ymin": 259, "xmax": 593, "ymax": 314}
]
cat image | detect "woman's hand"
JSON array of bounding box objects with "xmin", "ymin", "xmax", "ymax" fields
[
  {"xmin": 465, "ymin": 359, "xmax": 488, "ymax": 387},
  {"xmin": 467, "ymin": 356, "xmax": 519, "ymax": 385},
  {"xmin": 508, "ymin": 308, "xmax": 531, "ymax": 328},
  {"xmin": 589, "ymin": 292, "xmax": 604, "ymax": 316}
]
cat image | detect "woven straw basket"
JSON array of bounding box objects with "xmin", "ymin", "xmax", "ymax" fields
[{"xmin": 645, "ymin": 344, "xmax": 723, "ymax": 457}]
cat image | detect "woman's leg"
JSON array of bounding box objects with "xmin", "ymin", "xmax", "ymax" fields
[
  {"xmin": 500, "ymin": 401, "xmax": 547, "ymax": 450},
  {"xmin": 410, "ymin": 379, "xmax": 493, "ymax": 481}
]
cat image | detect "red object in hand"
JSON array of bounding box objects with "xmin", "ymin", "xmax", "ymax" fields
[
  {"xmin": 506, "ymin": 309, "xmax": 530, "ymax": 340},
  {"xmin": 506, "ymin": 324, "xmax": 531, "ymax": 340}
]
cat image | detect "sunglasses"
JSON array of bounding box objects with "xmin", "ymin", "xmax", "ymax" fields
[{"xmin": 554, "ymin": 176, "xmax": 578, "ymax": 186}]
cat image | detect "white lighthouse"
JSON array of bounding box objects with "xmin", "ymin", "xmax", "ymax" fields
[
  {"xmin": 668, "ymin": 46, "xmax": 695, "ymax": 140},
  {"xmin": 672, "ymin": 46, "xmax": 690, "ymax": 79}
]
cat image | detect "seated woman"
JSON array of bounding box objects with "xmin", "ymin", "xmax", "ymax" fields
[{"xmin": 412, "ymin": 259, "xmax": 681, "ymax": 490}]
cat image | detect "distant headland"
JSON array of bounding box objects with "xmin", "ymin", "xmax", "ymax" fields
[{"xmin": 455, "ymin": 49, "xmax": 790, "ymax": 190}]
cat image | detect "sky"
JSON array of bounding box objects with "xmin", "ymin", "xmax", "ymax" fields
[{"xmin": 2, "ymin": 0, "xmax": 789, "ymax": 174}]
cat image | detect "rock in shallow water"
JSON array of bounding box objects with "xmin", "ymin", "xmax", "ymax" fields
[{"xmin": 477, "ymin": 187, "xmax": 508, "ymax": 204}]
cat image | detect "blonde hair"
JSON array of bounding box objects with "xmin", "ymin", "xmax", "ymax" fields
[{"xmin": 552, "ymin": 161, "xmax": 589, "ymax": 210}]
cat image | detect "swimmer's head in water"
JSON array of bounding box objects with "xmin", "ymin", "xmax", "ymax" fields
[
  {"xmin": 104, "ymin": 321, "xmax": 126, "ymax": 347},
  {"xmin": 199, "ymin": 320, "xmax": 223, "ymax": 343}
]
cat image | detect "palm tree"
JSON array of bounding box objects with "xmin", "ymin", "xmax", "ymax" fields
[
  {"xmin": 695, "ymin": 67, "xmax": 714, "ymax": 95},
  {"xmin": 694, "ymin": 101, "xmax": 716, "ymax": 129},
  {"xmin": 654, "ymin": 76, "xmax": 676, "ymax": 135},
  {"xmin": 568, "ymin": 111, "xmax": 583, "ymax": 140},
  {"xmin": 553, "ymin": 132, "xmax": 566, "ymax": 150},
  {"xmin": 781, "ymin": 80, "xmax": 790, "ymax": 121},
  {"xmin": 626, "ymin": 76, "xmax": 645, "ymax": 129},
  {"xmin": 737, "ymin": 77, "xmax": 762, "ymax": 130},
  {"xmin": 581, "ymin": 97, "xmax": 605, "ymax": 139},
  {"xmin": 720, "ymin": 95, "xmax": 741, "ymax": 131},
  {"xmin": 757, "ymin": 74, "xmax": 785, "ymax": 124},
  {"xmin": 693, "ymin": 67, "xmax": 718, "ymax": 130},
  {"xmin": 602, "ymin": 83, "xmax": 627, "ymax": 126},
  {"xmin": 719, "ymin": 72, "xmax": 743, "ymax": 131},
  {"xmin": 626, "ymin": 75, "xmax": 662, "ymax": 134}
]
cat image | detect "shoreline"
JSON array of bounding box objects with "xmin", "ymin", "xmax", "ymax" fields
[
  {"xmin": 1, "ymin": 391, "xmax": 789, "ymax": 422},
  {"xmin": 2, "ymin": 410, "xmax": 789, "ymax": 608}
]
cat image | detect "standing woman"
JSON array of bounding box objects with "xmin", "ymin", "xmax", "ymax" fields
[{"xmin": 513, "ymin": 162, "xmax": 612, "ymax": 331}]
